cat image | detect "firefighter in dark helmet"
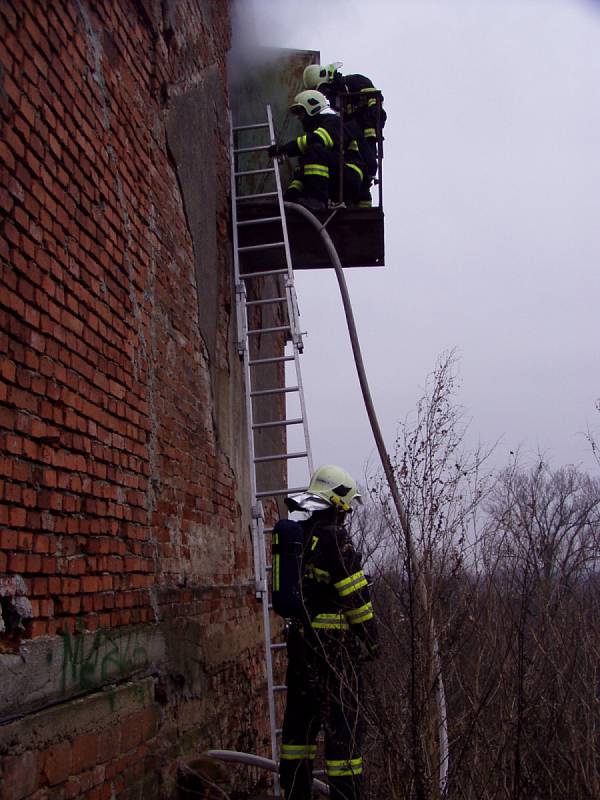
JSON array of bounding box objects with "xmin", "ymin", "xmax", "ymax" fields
[
  {"xmin": 267, "ymin": 90, "xmax": 372, "ymax": 210},
  {"xmin": 273, "ymin": 465, "xmax": 378, "ymax": 800}
]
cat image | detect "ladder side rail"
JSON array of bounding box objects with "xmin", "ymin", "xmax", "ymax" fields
[
  {"xmin": 259, "ymin": 512, "xmax": 280, "ymax": 788},
  {"xmin": 266, "ymin": 105, "xmax": 314, "ymax": 476},
  {"xmin": 267, "ymin": 105, "xmax": 304, "ymax": 349},
  {"xmin": 230, "ymin": 111, "xmax": 266, "ymax": 591},
  {"xmin": 231, "ymin": 108, "xmax": 317, "ymax": 800},
  {"xmin": 263, "ymin": 107, "xmax": 295, "ymax": 798},
  {"xmin": 267, "ymin": 105, "xmax": 294, "ymax": 285},
  {"xmin": 229, "ymin": 113, "xmax": 244, "ymax": 283},
  {"xmin": 233, "ymin": 110, "xmax": 286, "ymax": 798},
  {"xmin": 229, "ymin": 113, "xmax": 248, "ymax": 356},
  {"xmin": 291, "ymin": 345, "xmax": 314, "ymax": 476}
]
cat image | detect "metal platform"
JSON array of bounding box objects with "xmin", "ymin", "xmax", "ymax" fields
[{"xmin": 237, "ymin": 202, "xmax": 385, "ymax": 270}]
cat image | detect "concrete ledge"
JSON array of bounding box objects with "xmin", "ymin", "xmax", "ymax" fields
[
  {"xmin": 0, "ymin": 676, "xmax": 156, "ymax": 752},
  {"xmin": 0, "ymin": 625, "xmax": 165, "ymax": 721}
]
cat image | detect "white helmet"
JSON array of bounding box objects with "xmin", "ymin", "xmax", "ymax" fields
[
  {"xmin": 289, "ymin": 89, "xmax": 330, "ymax": 117},
  {"xmin": 303, "ymin": 62, "xmax": 343, "ymax": 90},
  {"xmin": 287, "ymin": 464, "xmax": 362, "ymax": 513}
]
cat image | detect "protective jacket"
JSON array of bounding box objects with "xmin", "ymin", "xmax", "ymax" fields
[
  {"xmin": 322, "ymin": 72, "xmax": 386, "ymax": 148},
  {"xmin": 297, "ymin": 520, "xmax": 377, "ymax": 646},
  {"xmin": 279, "ymin": 109, "xmax": 340, "ymax": 159},
  {"xmin": 322, "ymin": 73, "xmax": 385, "ymax": 208},
  {"xmin": 279, "ymin": 110, "xmax": 373, "ymax": 206},
  {"xmin": 276, "ymin": 512, "xmax": 377, "ymax": 800}
]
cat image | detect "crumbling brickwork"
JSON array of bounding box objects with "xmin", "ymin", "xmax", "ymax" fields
[{"xmin": 0, "ymin": 1, "xmax": 270, "ymax": 797}]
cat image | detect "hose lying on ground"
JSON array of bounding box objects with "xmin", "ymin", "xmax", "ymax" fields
[{"xmin": 205, "ymin": 750, "xmax": 330, "ymax": 796}]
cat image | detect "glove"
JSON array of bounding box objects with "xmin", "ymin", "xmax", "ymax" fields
[{"xmin": 268, "ymin": 143, "xmax": 284, "ymax": 157}]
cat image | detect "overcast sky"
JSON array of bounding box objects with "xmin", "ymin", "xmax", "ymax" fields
[{"xmin": 232, "ymin": 0, "xmax": 600, "ymax": 487}]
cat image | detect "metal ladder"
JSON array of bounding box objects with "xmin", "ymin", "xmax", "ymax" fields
[{"xmin": 230, "ymin": 105, "xmax": 314, "ymax": 796}]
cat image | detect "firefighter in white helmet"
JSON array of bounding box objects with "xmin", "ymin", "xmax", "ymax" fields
[
  {"xmin": 273, "ymin": 465, "xmax": 378, "ymax": 800},
  {"xmin": 267, "ymin": 91, "xmax": 368, "ymax": 211}
]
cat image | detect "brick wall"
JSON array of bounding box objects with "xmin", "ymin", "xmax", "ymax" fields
[{"xmin": 0, "ymin": 1, "xmax": 271, "ymax": 798}]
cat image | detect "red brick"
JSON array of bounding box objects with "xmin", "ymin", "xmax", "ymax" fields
[
  {"xmin": 4, "ymin": 434, "xmax": 23, "ymax": 455},
  {"xmin": 1, "ymin": 751, "xmax": 41, "ymax": 799},
  {"xmin": 0, "ymin": 528, "xmax": 18, "ymax": 549},
  {"xmin": 80, "ymin": 575, "xmax": 100, "ymax": 592},
  {"xmin": 4, "ymin": 482, "xmax": 22, "ymax": 503},
  {"xmin": 71, "ymin": 731, "xmax": 99, "ymax": 774},
  {"xmin": 61, "ymin": 577, "xmax": 80, "ymax": 594},
  {"xmin": 9, "ymin": 506, "xmax": 27, "ymax": 527},
  {"xmin": 42, "ymin": 740, "xmax": 72, "ymax": 785},
  {"xmin": 7, "ymin": 552, "xmax": 26, "ymax": 572},
  {"xmin": 22, "ymin": 487, "xmax": 37, "ymax": 507},
  {"xmin": 39, "ymin": 597, "xmax": 54, "ymax": 617},
  {"xmin": 0, "ymin": 357, "xmax": 17, "ymax": 382},
  {"xmin": 32, "ymin": 576, "xmax": 48, "ymax": 595},
  {"xmin": 17, "ymin": 531, "xmax": 33, "ymax": 550},
  {"xmin": 63, "ymin": 778, "xmax": 80, "ymax": 800},
  {"xmin": 33, "ymin": 534, "xmax": 50, "ymax": 553},
  {"xmin": 41, "ymin": 556, "xmax": 57, "ymax": 573},
  {"xmin": 30, "ymin": 619, "xmax": 47, "ymax": 637},
  {"xmin": 26, "ymin": 554, "xmax": 42, "ymax": 572}
]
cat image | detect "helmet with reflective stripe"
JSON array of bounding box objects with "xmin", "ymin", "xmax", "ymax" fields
[
  {"xmin": 303, "ymin": 62, "xmax": 343, "ymax": 90},
  {"xmin": 290, "ymin": 90, "xmax": 330, "ymax": 117},
  {"xmin": 289, "ymin": 464, "xmax": 361, "ymax": 513}
]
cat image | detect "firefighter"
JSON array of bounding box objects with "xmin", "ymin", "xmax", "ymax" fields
[
  {"xmin": 267, "ymin": 90, "xmax": 368, "ymax": 210},
  {"xmin": 303, "ymin": 63, "xmax": 386, "ymax": 208},
  {"xmin": 275, "ymin": 465, "xmax": 378, "ymax": 800}
]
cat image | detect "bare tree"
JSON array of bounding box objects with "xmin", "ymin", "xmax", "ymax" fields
[
  {"xmin": 474, "ymin": 459, "xmax": 600, "ymax": 799},
  {"xmin": 586, "ymin": 398, "xmax": 600, "ymax": 469},
  {"xmin": 358, "ymin": 352, "xmax": 493, "ymax": 799},
  {"xmin": 351, "ymin": 364, "xmax": 600, "ymax": 800}
]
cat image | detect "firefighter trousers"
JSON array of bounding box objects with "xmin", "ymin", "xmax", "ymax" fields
[
  {"xmin": 283, "ymin": 143, "xmax": 364, "ymax": 207},
  {"xmin": 279, "ymin": 626, "xmax": 364, "ymax": 800}
]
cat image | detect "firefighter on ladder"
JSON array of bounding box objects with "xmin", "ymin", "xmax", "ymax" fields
[
  {"xmin": 303, "ymin": 63, "xmax": 386, "ymax": 208},
  {"xmin": 273, "ymin": 465, "xmax": 378, "ymax": 800},
  {"xmin": 267, "ymin": 90, "xmax": 373, "ymax": 210}
]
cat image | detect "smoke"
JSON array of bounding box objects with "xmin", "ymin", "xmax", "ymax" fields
[
  {"xmin": 229, "ymin": 0, "xmax": 355, "ymax": 88},
  {"xmin": 229, "ymin": 0, "xmax": 285, "ymax": 89}
]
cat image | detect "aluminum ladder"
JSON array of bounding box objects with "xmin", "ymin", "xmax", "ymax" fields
[{"xmin": 230, "ymin": 105, "xmax": 314, "ymax": 797}]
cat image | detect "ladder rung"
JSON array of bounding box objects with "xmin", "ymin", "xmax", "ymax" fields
[
  {"xmin": 247, "ymin": 325, "xmax": 290, "ymax": 336},
  {"xmin": 240, "ymin": 269, "xmax": 288, "ymax": 279},
  {"xmin": 237, "ymin": 191, "xmax": 277, "ymax": 200},
  {"xmin": 237, "ymin": 216, "xmax": 282, "ymax": 227},
  {"xmin": 233, "ymin": 122, "xmax": 270, "ymax": 131},
  {"xmin": 248, "ymin": 355, "xmax": 294, "ymax": 366},
  {"xmin": 235, "ymin": 167, "xmax": 275, "ymax": 177},
  {"xmin": 238, "ymin": 241, "xmax": 285, "ymax": 253},
  {"xmin": 254, "ymin": 451, "xmax": 308, "ymax": 464},
  {"xmin": 270, "ymin": 643, "xmax": 286, "ymax": 651},
  {"xmin": 250, "ymin": 386, "xmax": 298, "ymax": 397},
  {"xmin": 233, "ymin": 145, "xmax": 271, "ymax": 154},
  {"xmin": 246, "ymin": 296, "xmax": 287, "ymax": 307},
  {"xmin": 273, "ymin": 685, "xmax": 287, "ymax": 692},
  {"xmin": 257, "ymin": 485, "xmax": 307, "ymax": 498},
  {"xmin": 252, "ymin": 418, "xmax": 303, "ymax": 429}
]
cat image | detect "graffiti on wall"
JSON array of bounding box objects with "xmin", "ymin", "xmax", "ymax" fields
[{"xmin": 60, "ymin": 623, "xmax": 149, "ymax": 693}]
